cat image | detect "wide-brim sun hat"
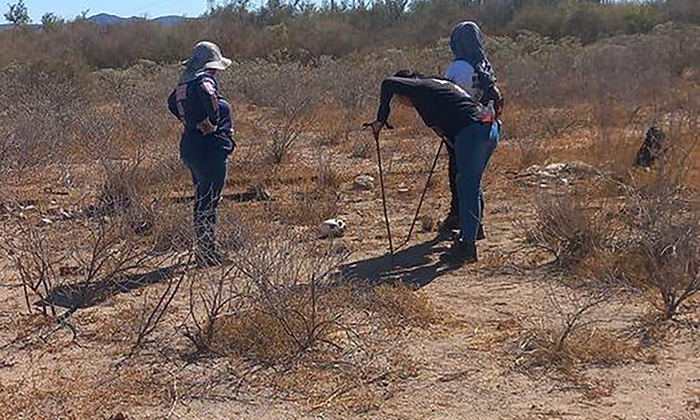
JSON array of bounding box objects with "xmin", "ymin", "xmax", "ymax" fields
[{"xmin": 181, "ymin": 41, "xmax": 232, "ymax": 72}]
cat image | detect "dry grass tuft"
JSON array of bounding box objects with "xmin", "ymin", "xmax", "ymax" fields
[
  {"xmin": 0, "ymin": 365, "xmax": 172, "ymax": 419},
  {"xmin": 511, "ymin": 327, "xmax": 636, "ymax": 373},
  {"xmin": 356, "ymin": 283, "xmax": 438, "ymax": 330},
  {"xmin": 523, "ymin": 193, "xmax": 612, "ymax": 270}
]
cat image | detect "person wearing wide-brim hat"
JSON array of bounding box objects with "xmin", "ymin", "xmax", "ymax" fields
[{"xmin": 168, "ymin": 41, "xmax": 235, "ymax": 267}]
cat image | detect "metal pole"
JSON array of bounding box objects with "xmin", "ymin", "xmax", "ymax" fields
[
  {"xmin": 397, "ymin": 139, "xmax": 444, "ymax": 250},
  {"xmin": 373, "ymin": 131, "xmax": 394, "ymax": 256}
]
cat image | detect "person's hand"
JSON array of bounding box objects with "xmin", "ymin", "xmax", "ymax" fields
[
  {"xmin": 197, "ymin": 119, "xmax": 217, "ymax": 135},
  {"xmin": 363, "ymin": 120, "xmax": 392, "ymax": 139}
]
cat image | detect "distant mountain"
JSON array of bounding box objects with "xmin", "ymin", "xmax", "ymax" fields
[
  {"xmin": 87, "ymin": 13, "xmax": 136, "ymax": 26},
  {"xmin": 87, "ymin": 13, "xmax": 190, "ymax": 27},
  {"xmin": 0, "ymin": 13, "xmax": 191, "ymax": 31},
  {"xmin": 0, "ymin": 22, "xmax": 39, "ymax": 31},
  {"xmin": 152, "ymin": 15, "xmax": 190, "ymax": 27}
]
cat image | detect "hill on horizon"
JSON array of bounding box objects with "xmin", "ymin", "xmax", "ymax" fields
[{"xmin": 0, "ymin": 12, "xmax": 191, "ymax": 30}]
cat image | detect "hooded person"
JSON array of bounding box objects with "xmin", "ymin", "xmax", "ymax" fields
[
  {"xmin": 366, "ymin": 70, "xmax": 500, "ymax": 266},
  {"xmin": 168, "ymin": 41, "xmax": 235, "ymax": 267},
  {"xmin": 441, "ymin": 21, "xmax": 504, "ymax": 238}
]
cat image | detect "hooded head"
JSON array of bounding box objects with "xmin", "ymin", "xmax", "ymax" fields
[
  {"xmin": 450, "ymin": 21, "xmax": 485, "ymax": 68},
  {"xmin": 179, "ymin": 41, "xmax": 232, "ymax": 83}
]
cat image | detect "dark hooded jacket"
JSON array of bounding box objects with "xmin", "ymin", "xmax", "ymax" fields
[
  {"xmin": 168, "ymin": 73, "xmax": 234, "ymax": 158},
  {"xmin": 449, "ymin": 22, "xmax": 504, "ymax": 116}
]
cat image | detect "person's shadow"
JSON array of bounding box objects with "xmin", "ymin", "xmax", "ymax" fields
[{"xmin": 340, "ymin": 236, "xmax": 457, "ymax": 289}]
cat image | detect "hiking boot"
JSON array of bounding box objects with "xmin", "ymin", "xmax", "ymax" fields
[{"xmin": 441, "ymin": 240, "xmax": 478, "ymax": 267}]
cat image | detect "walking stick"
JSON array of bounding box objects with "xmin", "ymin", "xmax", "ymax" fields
[
  {"xmin": 397, "ymin": 139, "xmax": 444, "ymax": 250},
  {"xmin": 372, "ymin": 130, "xmax": 394, "ymax": 256}
]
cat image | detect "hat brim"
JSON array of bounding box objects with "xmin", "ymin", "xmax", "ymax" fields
[{"xmin": 204, "ymin": 57, "xmax": 232, "ymax": 70}]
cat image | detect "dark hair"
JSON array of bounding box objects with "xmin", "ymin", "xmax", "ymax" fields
[{"xmin": 393, "ymin": 69, "xmax": 425, "ymax": 78}]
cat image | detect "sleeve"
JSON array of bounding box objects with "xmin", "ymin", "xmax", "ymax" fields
[
  {"xmin": 167, "ymin": 90, "xmax": 180, "ymax": 120},
  {"xmin": 195, "ymin": 77, "xmax": 219, "ymax": 125},
  {"xmin": 376, "ymin": 77, "xmax": 422, "ymax": 124},
  {"xmin": 485, "ymin": 84, "xmax": 504, "ymax": 118},
  {"xmin": 219, "ymin": 107, "xmax": 233, "ymax": 138}
]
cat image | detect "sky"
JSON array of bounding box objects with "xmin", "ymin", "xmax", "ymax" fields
[{"xmin": 1, "ymin": 0, "xmax": 214, "ymax": 23}]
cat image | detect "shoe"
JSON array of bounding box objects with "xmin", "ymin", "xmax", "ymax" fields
[{"xmin": 441, "ymin": 240, "xmax": 478, "ymax": 266}]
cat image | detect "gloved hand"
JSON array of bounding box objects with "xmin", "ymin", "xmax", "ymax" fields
[
  {"xmin": 197, "ymin": 119, "xmax": 217, "ymax": 135},
  {"xmin": 363, "ymin": 120, "xmax": 393, "ymax": 140}
]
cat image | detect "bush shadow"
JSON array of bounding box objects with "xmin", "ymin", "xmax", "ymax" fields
[{"xmin": 38, "ymin": 264, "xmax": 184, "ymax": 310}]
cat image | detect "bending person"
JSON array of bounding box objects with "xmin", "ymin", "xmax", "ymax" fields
[
  {"xmin": 168, "ymin": 41, "xmax": 235, "ymax": 267},
  {"xmin": 441, "ymin": 21, "xmax": 504, "ymax": 238},
  {"xmin": 366, "ymin": 71, "xmax": 499, "ymax": 266}
]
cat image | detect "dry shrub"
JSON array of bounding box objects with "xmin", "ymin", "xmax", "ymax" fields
[
  {"xmin": 512, "ymin": 327, "xmax": 635, "ymax": 373},
  {"xmin": 150, "ymin": 202, "xmax": 192, "ymax": 254},
  {"xmin": 179, "ymin": 228, "xmax": 435, "ymax": 409},
  {"xmin": 0, "ymin": 196, "xmax": 169, "ymax": 317},
  {"xmin": 233, "ymin": 60, "xmax": 318, "ymax": 164},
  {"xmin": 509, "ymin": 284, "xmax": 633, "ymax": 374},
  {"xmin": 510, "ymin": 137, "xmax": 547, "ymax": 170},
  {"xmin": 314, "ymin": 146, "xmax": 344, "ymax": 191},
  {"xmin": 94, "ymin": 160, "xmax": 149, "ymax": 217},
  {"xmin": 523, "ymin": 193, "xmax": 612, "ymax": 270},
  {"xmin": 204, "ymin": 284, "xmax": 355, "ymax": 365},
  {"xmin": 619, "ymin": 161, "xmax": 700, "ymax": 320},
  {"xmin": 184, "ymin": 231, "xmax": 352, "ymax": 364},
  {"xmin": 314, "ymin": 105, "xmax": 363, "ymax": 146}
]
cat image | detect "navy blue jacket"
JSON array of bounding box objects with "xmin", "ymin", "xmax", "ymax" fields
[{"xmin": 168, "ymin": 74, "xmax": 234, "ymax": 156}]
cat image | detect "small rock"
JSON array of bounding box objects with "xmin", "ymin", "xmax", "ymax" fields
[
  {"xmin": 319, "ymin": 219, "xmax": 347, "ymax": 238},
  {"xmin": 353, "ymin": 175, "xmax": 375, "ymax": 191}
]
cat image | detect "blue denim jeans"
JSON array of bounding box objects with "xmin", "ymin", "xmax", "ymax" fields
[
  {"xmin": 181, "ymin": 131, "xmax": 228, "ymax": 253},
  {"xmin": 454, "ymin": 121, "xmax": 499, "ymax": 243}
]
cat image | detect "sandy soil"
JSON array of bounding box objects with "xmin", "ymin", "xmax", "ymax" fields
[{"xmin": 1, "ymin": 124, "xmax": 699, "ymax": 420}]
